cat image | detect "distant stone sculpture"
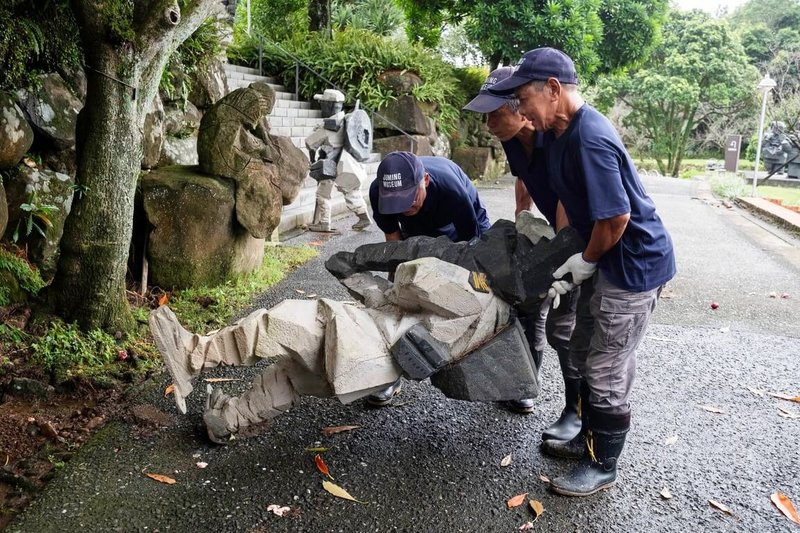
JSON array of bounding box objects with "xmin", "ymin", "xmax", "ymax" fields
[
  {"xmin": 762, "ymin": 121, "xmax": 799, "ymax": 176},
  {"xmin": 197, "ymin": 81, "xmax": 308, "ymax": 238},
  {"xmin": 305, "ymin": 89, "xmax": 372, "ymax": 232},
  {"xmin": 149, "ymin": 219, "xmax": 583, "ymax": 443}
]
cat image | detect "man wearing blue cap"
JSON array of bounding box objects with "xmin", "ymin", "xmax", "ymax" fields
[
  {"xmin": 489, "ymin": 47, "xmax": 676, "ymax": 497},
  {"xmin": 364, "ymin": 151, "xmax": 491, "ymax": 405},
  {"xmin": 464, "ymin": 67, "xmax": 581, "ymax": 440}
]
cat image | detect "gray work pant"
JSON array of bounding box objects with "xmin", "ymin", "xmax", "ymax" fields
[
  {"xmin": 569, "ymin": 271, "xmax": 661, "ymax": 430},
  {"xmin": 520, "ymin": 288, "xmax": 579, "ymax": 377}
]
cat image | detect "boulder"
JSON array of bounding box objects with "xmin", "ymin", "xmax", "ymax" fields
[
  {"xmin": 0, "ymin": 181, "xmax": 7, "ymax": 238},
  {"xmin": 164, "ymin": 101, "xmax": 203, "ymax": 137},
  {"xmin": 197, "ymin": 83, "xmax": 306, "ymax": 238},
  {"xmin": 374, "ymin": 95, "xmax": 431, "ymax": 136},
  {"xmin": 142, "ymin": 94, "xmax": 165, "ymax": 169},
  {"xmin": 430, "ymin": 132, "xmax": 451, "ymax": 159},
  {"xmin": 159, "ymin": 136, "xmax": 199, "ymax": 166},
  {"xmin": 141, "ymin": 166, "xmax": 265, "ymax": 288},
  {"xmin": 16, "ymin": 73, "xmax": 82, "ymax": 150},
  {"xmin": 373, "ymin": 134, "xmax": 432, "ymax": 156},
  {"xmin": 376, "ymin": 69, "xmax": 423, "ymax": 95},
  {"xmin": 189, "ymin": 57, "xmax": 229, "ymax": 110},
  {"xmin": 3, "ymin": 165, "xmax": 75, "ymax": 279},
  {"xmin": 451, "ymin": 146, "xmax": 504, "ymax": 180},
  {"xmin": 0, "ymin": 92, "xmax": 34, "ymax": 169},
  {"xmin": 43, "ymin": 148, "xmax": 77, "ymax": 177}
]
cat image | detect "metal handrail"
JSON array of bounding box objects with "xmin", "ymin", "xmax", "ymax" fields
[{"xmin": 254, "ymin": 33, "xmax": 418, "ymax": 153}]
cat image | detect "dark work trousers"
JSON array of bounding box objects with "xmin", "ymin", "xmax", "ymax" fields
[
  {"xmin": 569, "ymin": 271, "xmax": 661, "ymax": 431},
  {"xmin": 518, "ymin": 288, "xmax": 578, "ymax": 376}
]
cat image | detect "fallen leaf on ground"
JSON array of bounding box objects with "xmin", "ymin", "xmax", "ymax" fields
[
  {"xmin": 710, "ymin": 302, "xmax": 720, "ymax": 310},
  {"xmin": 305, "ymin": 447, "xmax": 329, "ymax": 452},
  {"xmin": 771, "ymin": 491, "xmax": 800, "ymax": 525},
  {"xmin": 146, "ymin": 473, "xmax": 177, "ymax": 485},
  {"xmin": 500, "ymin": 453, "xmax": 512, "ymax": 467},
  {"xmin": 308, "ymin": 241, "xmax": 325, "ymax": 247},
  {"xmin": 539, "ymin": 474, "xmax": 550, "ymax": 484},
  {"xmin": 295, "ymin": 289, "xmax": 306, "ymax": 294},
  {"xmin": 158, "ymin": 293, "xmax": 169, "ymax": 306},
  {"xmin": 664, "ymin": 435, "xmax": 679, "ymax": 446},
  {"xmin": 307, "ymin": 293, "xmax": 317, "ymax": 298},
  {"xmin": 747, "ymin": 387, "xmax": 765, "ymax": 397},
  {"xmin": 322, "ymin": 480, "xmax": 362, "ymax": 502},
  {"xmin": 315, "ymin": 454, "xmax": 333, "ymax": 479},
  {"xmin": 23, "ymin": 157, "xmax": 37, "ymax": 168},
  {"xmin": 267, "ymin": 504, "xmax": 291, "ymax": 517},
  {"xmin": 767, "ymin": 392, "xmax": 800, "ymax": 403},
  {"xmin": 321, "ymin": 425, "xmax": 360, "ymax": 437},
  {"xmin": 709, "ymin": 499, "xmax": 733, "ymax": 515},
  {"xmin": 769, "ymin": 291, "xmax": 778, "ymax": 298},
  {"xmin": 781, "ymin": 292, "xmax": 790, "ymax": 299},
  {"xmin": 700, "ymin": 405, "xmax": 725, "ymax": 414},
  {"xmin": 661, "ymin": 487, "xmax": 673, "ymax": 499},
  {"xmin": 519, "ymin": 522, "xmax": 534, "ymax": 531},
  {"xmin": 196, "ymin": 462, "xmax": 208, "ymax": 469},
  {"xmin": 507, "ymin": 493, "xmax": 528, "ymax": 509},
  {"xmin": 778, "ymin": 408, "xmax": 800, "ymax": 419},
  {"xmin": 529, "ymin": 499, "xmax": 544, "ymax": 518},
  {"xmin": 164, "ymin": 384, "xmax": 175, "ymax": 397},
  {"xmin": 203, "ymin": 377, "xmax": 240, "ymax": 383}
]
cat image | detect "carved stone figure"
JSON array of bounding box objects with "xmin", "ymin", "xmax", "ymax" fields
[
  {"xmin": 305, "ymin": 89, "xmax": 372, "ymax": 232},
  {"xmin": 149, "ymin": 219, "xmax": 583, "ymax": 443},
  {"xmin": 197, "ymin": 82, "xmax": 308, "ymax": 238},
  {"xmin": 762, "ymin": 121, "xmax": 799, "ymax": 175}
]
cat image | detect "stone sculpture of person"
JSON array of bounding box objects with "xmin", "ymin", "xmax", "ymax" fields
[
  {"xmin": 149, "ymin": 218, "xmax": 584, "ymax": 443},
  {"xmin": 305, "ymin": 89, "xmax": 373, "ymax": 232},
  {"xmin": 197, "ymin": 82, "xmax": 308, "ymax": 238}
]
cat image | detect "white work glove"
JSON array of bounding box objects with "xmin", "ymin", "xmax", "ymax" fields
[
  {"xmin": 553, "ymin": 252, "xmax": 597, "ymax": 286},
  {"xmin": 547, "ymin": 253, "xmax": 597, "ymax": 309},
  {"xmin": 547, "ymin": 280, "xmax": 574, "ymax": 309}
]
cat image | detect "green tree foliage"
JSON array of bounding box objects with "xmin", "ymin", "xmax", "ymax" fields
[
  {"xmin": 463, "ymin": 0, "xmax": 667, "ymax": 80},
  {"xmin": 396, "ymin": 0, "xmax": 474, "ymax": 47},
  {"xmin": 728, "ymin": 0, "xmax": 800, "ymax": 36},
  {"xmin": 0, "ymin": 0, "xmax": 83, "ymax": 90},
  {"xmin": 262, "ymin": 28, "xmax": 464, "ymax": 133},
  {"xmin": 597, "ymin": 11, "xmax": 758, "ymax": 176},
  {"xmin": 234, "ymin": 0, "xmax": 309, "ymax": 42},
  {"xmin": 597, "ymin": 0, "xmax": 667, "ymax": 72}
]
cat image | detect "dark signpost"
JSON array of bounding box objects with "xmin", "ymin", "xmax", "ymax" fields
[{"xmin": 724, "ymin": 135, "xmax": 742, "ymax": 172}]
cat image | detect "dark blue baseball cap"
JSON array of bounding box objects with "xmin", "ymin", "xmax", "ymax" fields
[
  {"xmin": 489, "ymin": 48, "xmax": 578, "ymax": 95},
  {"xmin": 377, "ymin": 151, "xmax": 425, "ymax": 214},
  {"xmin": 462, "ymin": 66, "xmax": 516, "ymax": 113}
]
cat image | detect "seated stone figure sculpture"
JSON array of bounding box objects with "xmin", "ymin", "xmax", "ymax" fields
[{"xmin": 150, "ymin": 218, "xmax": 583, "ymax": 443}]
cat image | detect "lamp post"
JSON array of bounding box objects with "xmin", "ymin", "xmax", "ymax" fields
[{"xmin": 752, "ymin": 73, "xmax": 777, "ymax": 196}]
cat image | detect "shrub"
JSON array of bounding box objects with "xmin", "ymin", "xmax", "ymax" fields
[
  {"xmin": 31, "ymin": 320, "xmax": 118, "ymax": 384},
  {"xmin": 160, "ymin": 16, "xmax": 226, "ymax": 104},
  {"xmin": 242, "ymin": 29, "xmax": 464, "ymax": 134},
  {"xmin": 0, "ymin": 246, "xmax": 46, "ymax": 306},
  {"xmin": 0, "ymin": 0, "xmax": 83, "ymax": 91}
]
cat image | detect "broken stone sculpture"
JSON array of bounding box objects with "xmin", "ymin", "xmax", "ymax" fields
[
  {"xmin": 150, "ymin": 219, "xmax": 582, "ymax": 442},
  {"xmin": 150, "ymin": 256, "xmax": 521, "ymax": 443},
  {"xmin": 197, "ymin": 81, "xmax": 308, "ymax": 238}
]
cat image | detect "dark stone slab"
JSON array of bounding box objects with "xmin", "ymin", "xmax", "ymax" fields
[{"xmin": 430, "ymin": 318, "xmax": 539, "ymax": 402}]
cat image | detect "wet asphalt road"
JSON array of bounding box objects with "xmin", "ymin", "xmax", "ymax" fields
[{"xmin": 8, "ymin": 174, "xmax": 800, "ymax": 533}]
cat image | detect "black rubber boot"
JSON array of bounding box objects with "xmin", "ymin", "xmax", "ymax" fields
[
  {"xmin": 542, "ymin": 377, "xmax": 582, "ymax": 441},
  {"xmin": 549, "ymin": 429, "xmax": 628, "ymax": 497},
  {"xmin": 540, "ymin": 380, "xmax": 588, "ymax": 458},
  {"xmin": 366, "ymin": 379, "xmax": 402, "ymax": 407}
]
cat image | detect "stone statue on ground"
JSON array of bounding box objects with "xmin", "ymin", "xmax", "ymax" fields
[{"xmin": 149, "ymin": 216, "xmax": 583, "ymax": 443}]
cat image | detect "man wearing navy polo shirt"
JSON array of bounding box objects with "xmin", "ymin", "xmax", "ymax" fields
[
  {"xmin": 490, "ymin": 48, "xmax": 676, "ymax": 497},
  {"xmin": 365, "ymin": 151, "xmax": 490, "ymax": 405},
  {"xmin": 463, "ymin": 67, "xmax": 582, "ymax": 437}
]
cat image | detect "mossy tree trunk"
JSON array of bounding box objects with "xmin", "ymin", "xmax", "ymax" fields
[
  {"xmin": 51, "ymin": 0, "xmax": 216, "ymax": 331},
  {"xmin": 308, "ymin": 0, "xmax": 331, "ymax": 36}
]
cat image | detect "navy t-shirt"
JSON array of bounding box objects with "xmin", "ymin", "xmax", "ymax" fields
[
  {"xmin": 544, "ymin": 105, "xmax": 675, "ymax": 292},
  {"xmin": 502, "ymin": 134, "xmax": 559, "ymax": 226},
  {"xmin": 369, "ymin": 156, "xmax": 491, "ymax": 242}
]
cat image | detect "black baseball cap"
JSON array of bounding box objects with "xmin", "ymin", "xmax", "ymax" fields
[
  {"xmin": 462, "ymin": 66, "xmax": 516, "ymax": 113},
  {"xmin": 489, "ymin": 48, "xmax": 578, "ymax": 95},
  {"xmin": 376, "ymin": 151, "xmax": 425, "ymax": 214}
]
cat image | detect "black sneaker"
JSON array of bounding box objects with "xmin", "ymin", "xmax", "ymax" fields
[
  {"xmin": 366, "ymin": 380, "xmax": 402, "ymax": 407},
  {"xmin": 503, "ymin": 398, "xmax": 536, "ymax": 414}
]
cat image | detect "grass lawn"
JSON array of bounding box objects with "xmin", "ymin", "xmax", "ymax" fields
[{"xmin": 756, "ymin": 185, "xmax": 800, "ymax": 206}]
